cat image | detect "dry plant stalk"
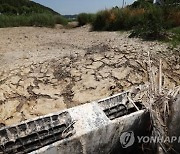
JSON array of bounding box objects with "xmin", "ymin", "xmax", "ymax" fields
[
  {"xmin": 159, "ymin": 59, "xmax": 162, "ymax": 95},
  {"xmin": 143, "ymin": 52, "xmax": 180, "ymax": 154}
]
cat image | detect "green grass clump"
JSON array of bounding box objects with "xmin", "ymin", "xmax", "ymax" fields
[
  {"xmin": 28, "ymin": 13, "xmax": 56, "ymax": 27},
  {"xmin": 77, "ymin": 13, "xmax": 95, "ymax": 26},
  {"xmin": 54, "ymin": 15, "xmax": 68, "ymax": 25},
  {"xmin": 0, "ymin": 13, "xmax": 68, "ymax": 28},
  {"xmin": 91, "ymin": 10, "xmax": 109, "ymax": 31},
  {"xmin": 0, "ymin": 0, "xmax": 68, "ymax": 28},
  {"xmin": 92, "ymin": 8, "xmax": 145, "ymax": 31},
  {"xmin": 168, "ymin": 27, "xmax": 180, "ymax": 47},
  {"xmin": 131, "ymin": 6, "xmax": 166, "ymax": 40},
  {"xmin": 88, "ymin": 3, "xmax": 180, "ymax": 43},
  {"xmin": 0, "ymin": 0, "xmax": 59, "ymax": 15},
  {"xmin": 76, "ymin": 0, "xmax": 178, "ymax": 42}
]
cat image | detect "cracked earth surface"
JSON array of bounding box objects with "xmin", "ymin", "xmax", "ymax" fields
[{"xmin": 0, "ymin": 25, "xmax": 179, "ymax": 126}]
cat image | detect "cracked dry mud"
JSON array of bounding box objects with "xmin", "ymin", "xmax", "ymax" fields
[{"xmin": 0, "ymin": 25, "xmax": 179, "ymax": 126}]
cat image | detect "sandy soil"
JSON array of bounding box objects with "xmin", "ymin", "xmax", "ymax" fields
[{"xmin": 0, "ymin": 25, "xmax": 179, "ymax": 126}]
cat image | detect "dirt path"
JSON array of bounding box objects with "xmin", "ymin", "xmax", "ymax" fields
[{"xmin": 0, "ymin": 25, "xmax": 179, "ymax": 126}]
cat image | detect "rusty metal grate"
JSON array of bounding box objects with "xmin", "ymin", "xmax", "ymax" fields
[
  {"xmin": 97, "ymin": 92, "xmax": 144, "ymax": 120},
  {"xmin": 103, "ymin": 104, "xmax": 127, "ymax": 120},
  {"xmin": 98, "ymin": 92, "xmax": 129, "ymax": 120},
  {"xmin": 0, "ymin": 111, "xmax": 74, "ymax": 154}
]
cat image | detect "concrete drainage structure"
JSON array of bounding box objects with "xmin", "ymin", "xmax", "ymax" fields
[{"xmin": 0, "ymin": 91, "xmax": 151, "ymax": 154}]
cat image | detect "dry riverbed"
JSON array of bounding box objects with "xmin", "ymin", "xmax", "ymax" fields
[{"xmin": 0, "ymin": 25, "xmax": 179, "ymax": 126}]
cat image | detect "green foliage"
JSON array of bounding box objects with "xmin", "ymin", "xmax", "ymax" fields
[
  {"xmin": 164, "ymin": 0, "xmax": 179, "ymax": 4},
  {"xmin": 90, "ymin": 2, "xmax": 180, "ymax": 41},
  {"xmin": 91, "ymin": 10, "xmax": 109, "ymax": 31},
  {"xmin": 92, "ymin": 8, "xmax": 145, "ymax": 31},
  {"xmin": 77, "ymin": 13, "xmax": 95, "ymax": 26},
  {"xmin": 0, "ymin": 13, "xmax": 68, "ymax": 28},
  {"xmin": 28, "ymin": 13, "xmax": 56, "ymax": 27},
  {"xmin": 0, "ymin": 0, "xmax": 68, "ymax": 28},
  {"xmin": 168, "ymin": 27, "xmax": 180, "ymax": 46},
  {"xmin": 0, "ymin": 0, "xmax": 58, "ymax": 15},
  {"xmin": 131, "ymin": 6, "xmax": 166, "ymax": 40},
  {"xmin": 54, "ymin": 15, "xmax": 68, "ymax": 25},
  {"xmin": 130, "ymin": 0, "xmax": 153, "ymax": 9},
  {"xmin": 163, "ymin": 6, "xmax": 180, "ymax": 28}
]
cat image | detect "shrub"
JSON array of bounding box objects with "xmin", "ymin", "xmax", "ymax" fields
[
  {"xmin": 168, "ymin": 27, "xmax": 180, "ymax": 46},
  {"xmin": 92, "ymin": 10, "xmax": 110, "ymax": 30},
  {"xmin": 91, "ymin": 4, "xmax": 180, "ymax": 41},
  {"xmin": 28, "ymin": 13, "xmax": 55, "ymax": 27},
  {"xmin": 0, "ymin": 13, "xmax": 68, "ymax": 28},
  {"xmin": 92, "ymin": 8, "xmax": 145, "ymax": 31},
  {"xmin": 162, "ymin": 6, "xmax": 180, "ymax": 29},
  {"xmin": 0, "ymin": 15, "xmax": 28, "ymax": 27},
  {"xmin": 54, "ymin": 15, "xmax": 68, "ymax": 25},
  {"xmin": 120, "ymin": 8, "xmax": 145, "ymax": 30},
  {"xmin": 130, "ymin": 6, "xmax": 166, "ymax": 40},
  {"xmin": 168, "ymin": 10, "xmax": 180, "ymax": 27},
  {"xmin": 130, "ymin": 0, "xmax": 153, "ymax": 9},
  {"xmin": 90, "ymin": 2, "xmax": 180, "ymax": 42},
  {"xmin": 77, "ymin": 13, "xmax": 95, "ymax": 26}
]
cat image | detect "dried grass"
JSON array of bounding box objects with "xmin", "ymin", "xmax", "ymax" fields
[
  {"xmin": 127, "ymin": 51, "xmax": 180, "ymax": 153},
  {"xmin": 140, "ymin": 52, "xmax": 179, "ymax": 153}
]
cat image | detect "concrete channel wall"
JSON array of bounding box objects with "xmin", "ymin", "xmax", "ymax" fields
[{"xmin": 0, "ymin": 92, "xmax": 151, "ymax": 154}]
